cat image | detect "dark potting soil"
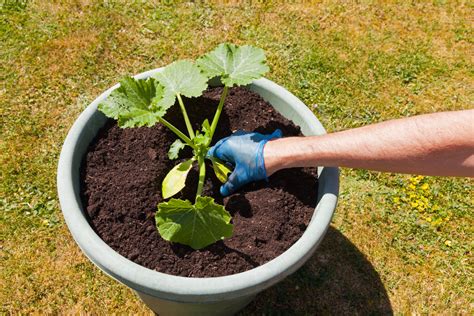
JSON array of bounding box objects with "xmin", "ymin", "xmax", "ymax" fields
[{"xmin": 81, "ymin": 86, "xmax": 318, "ymax": 277}]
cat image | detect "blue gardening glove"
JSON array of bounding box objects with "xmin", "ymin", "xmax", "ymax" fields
[{"xmin": 207, "ymin": 129, "xmax": 283, "ymax": 196}]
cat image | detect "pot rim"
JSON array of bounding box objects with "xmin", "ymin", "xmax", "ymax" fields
[{"xmin": 57, "ymin": 68, "xmax": 339, "ymax": 302}]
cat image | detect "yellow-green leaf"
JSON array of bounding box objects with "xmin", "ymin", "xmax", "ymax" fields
[
  {"xmin": 211, "ymin": 157, "xmax": 232, "ymax": 183},
  {"xmin": 162, "ymin": 159, "xmax": 194, "ymax": 199}
]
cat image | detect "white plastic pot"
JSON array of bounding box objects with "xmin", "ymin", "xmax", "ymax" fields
[{"xmin": 57, "ymin": 68, "xmax": 339, "ymax": 315}]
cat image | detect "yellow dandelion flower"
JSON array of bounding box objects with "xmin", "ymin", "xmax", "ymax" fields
[
  {"xmin": 410, "ymin": 176, "xmax": 424, "ymax": 185},
  {"xmin": 421, "ymin": 183, "xmax": 429, "ymax": 190},
  {"xmin": 426, "ymin": 217, "xmax": 432, "ymax": 222},
  {"xmin": 411, "ymin": 202, "xmax": 419, "ymax": 208},
  {"xmin": 444, "ymin": 240, "xmax": 452, "ymax": 247},
  {"xmin": 431, "ymin": 218, "xmax": 442, "ymax": 226},
  {"xmin": 408, "ymin": 184, "xmax": 416, "ymax": 190}
]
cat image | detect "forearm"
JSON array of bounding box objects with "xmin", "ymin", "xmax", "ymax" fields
[{"xmin": 264, "ymin": 110, "xmax": 474, "ymax": 177}]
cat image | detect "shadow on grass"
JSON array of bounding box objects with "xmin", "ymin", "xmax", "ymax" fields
[{"xmin": 240, "ymin": 227, "xmax": 393, "ymax": 315}]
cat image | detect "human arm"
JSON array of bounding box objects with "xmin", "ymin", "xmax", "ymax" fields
[
  {"xmin": 208, "ymin": 109, "xmax": 474, "ymax": 196},
  {"xmin": 264, "ymin": 110, "xmax": 474, "ymax": 177}
]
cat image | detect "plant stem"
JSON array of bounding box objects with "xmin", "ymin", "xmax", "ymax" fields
[
  {"xmin": 208, "ymin": 85, "xmax": 229, "ymax": 144},
  {"xmin": 156, "ymin": 116, "xmax": 196, "ymax": 150},
  {"xmin": 196, "ymin": 155, "xmax": 206, "ymax": 198},
  {"xmin": 176, "ymin": 93, "xmax": 195, "ymax": 139}
]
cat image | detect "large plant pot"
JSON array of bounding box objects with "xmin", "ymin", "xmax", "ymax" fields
[{"xmin": 57, "ymin": 68, "xmax": 339, "ymax": 316}]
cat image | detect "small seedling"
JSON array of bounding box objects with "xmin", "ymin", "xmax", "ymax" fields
[{"xmin": 98, "ymin": 43, "xmax": 269, "ymax": 249}]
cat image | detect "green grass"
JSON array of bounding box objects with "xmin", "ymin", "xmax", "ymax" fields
[{"xmin": 1, "ymin": 1, "xmax": 473, "ymax": 314}]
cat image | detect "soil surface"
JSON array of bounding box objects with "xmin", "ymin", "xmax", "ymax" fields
[{"xmin": 81, "ymin": 86, "xmax": 318, "ymax": 277}]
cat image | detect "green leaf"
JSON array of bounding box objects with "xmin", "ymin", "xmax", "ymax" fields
[
  {"xmin": 197, "ymin": 43, "xmax": 269, "ymax": 87},
  {"xmin": 210, "ymin": 157, "xmax": 232, "ymax": 183},
  {"xmin": 156, "ymin": 196, "xmax": 233, "ymax": 249},
  {"xmin": 168, "ymin": 139, "xmax": 186, "ymax": 160},
  {"xmin": 98, "ymin": 76, "xmax": 172, "ymax": 128},
  {"xmin": 193, "ymin": 133, "xmax": 210, "ymax": 148},
  {"xmin": 154, "ymin": 60, "xmax": 208, "ymax": 104},
  {"xmin": 192, "ymin": 119, "xmax": 212, "ymax": 150},
  {"xmin": 150, "ymin": 84, "xmax": 175, "ymax": 114},
  {"xmin": 117, "ymin": 108, "xmax": 159, "ymax": 128},
  {"xmin": 201, "ymin": 119, "xmax": 211, "ymax": 136},
  {"xmin": 162, "ymin": 159, "xmax": 194, "ymax": 199}
]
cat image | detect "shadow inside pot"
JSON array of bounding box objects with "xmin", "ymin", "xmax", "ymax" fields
[{"xmin": 239, "ymin": 227, "xmax": 393, "ymax": 315}]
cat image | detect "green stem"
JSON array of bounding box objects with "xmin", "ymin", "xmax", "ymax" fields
[
  {"xmin": 208, "ymin": 85, "xmax": 229, "ymax": 145},
  {"xmin": 156, "ymin": 116, "xmax": 196, "ymax": 150},
  {"xmin": 196, "ymin": 155, "xmax": 206, "ymax": 198},
  {"xmin": 176, "ymin": 93, "xmax": 195, "ymax": 139}
]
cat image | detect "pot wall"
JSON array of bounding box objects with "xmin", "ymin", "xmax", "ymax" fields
[{"xmin": 57, "ymin": 68, "xmax": 339, "ymax": 315}]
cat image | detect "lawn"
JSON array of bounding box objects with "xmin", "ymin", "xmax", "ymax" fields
[{"xmin": 1, "ymin": 0, "xmax": 473, "ymax": 314}]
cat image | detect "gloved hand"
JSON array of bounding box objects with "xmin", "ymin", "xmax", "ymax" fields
[{"xmin": 207, "ymin": 129, "xmax": 283, "ymax": 196}]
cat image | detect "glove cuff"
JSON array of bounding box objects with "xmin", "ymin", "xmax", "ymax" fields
[
  {"xmin": 256, "ymin": 140, "xmax": 269, "ymax": 181},
  {"xmin": 256, "ymin": 129, "xmax": 283, "ymax": 182}
]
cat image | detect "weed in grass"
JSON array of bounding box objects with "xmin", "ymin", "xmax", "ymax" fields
[{"xmin": 392, "ymin": 176, "xmax": 450, "ymax": 228}]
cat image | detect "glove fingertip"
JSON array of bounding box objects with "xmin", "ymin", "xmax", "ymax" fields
[
  {"xmin": 220, "ymin": 185, "xmax": 231, "ymax": 197},
  {"xmin": 272, "ymin": 128, "xmax": 283, "ymax": 138},
  {"xmin": 206, "ymin": 146, "xmax": 215, "ymax": 158}
]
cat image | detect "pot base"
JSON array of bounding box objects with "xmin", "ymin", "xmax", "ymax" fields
[{"xmin": 135, "ymin": 291, "xmax": 255, "ymax": 316}]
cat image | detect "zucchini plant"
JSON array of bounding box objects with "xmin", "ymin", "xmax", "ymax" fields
[{"xmin": 98, "ymin": 43, "xmax": 269, "ymax": 249}]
